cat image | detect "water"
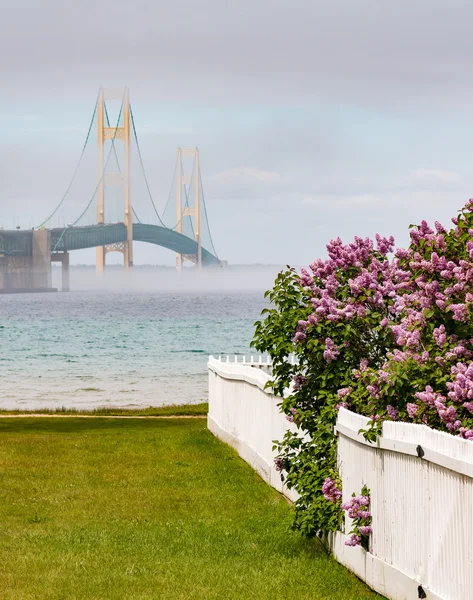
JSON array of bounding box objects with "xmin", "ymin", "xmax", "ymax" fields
[{"xmin": 0, "ymin": 289, "xmax": 268, "ymax": 410}]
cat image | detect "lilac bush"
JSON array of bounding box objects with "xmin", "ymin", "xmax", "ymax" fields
[
  {"xmin": 253, "ymin": 231, "xmax": 398, "ymax": 536},
  {"xmin": 353, "ymin": 201, "xmax": 473, "ymax": 440},
  {"xmin": 253, "ymin": 200, "xmax": 473, "ymax": 539}
]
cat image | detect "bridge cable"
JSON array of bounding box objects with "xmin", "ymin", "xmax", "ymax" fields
[
  {"xmin": 129, "ymin": 104, "xmax": 167, "ymax": 227},
  {"xmin": 51, "ymin": 97, "xmax": 125, "ymax": 252},
  {"xmin": 71, "ymin": 98, "xmax": 125, "ymax": 227},
  {"xmin": 160, "ymin": 155, "xmax": 178, "ymax": 225},
  {"xmin": 161, "ymin": 153, "xmax": 193, "ymax": 231},
  {"xmin": 103, "ymin": 104, "xmax": 142, "ymax": 224},
  {"xmin": 168, "ymin": 154, "xmax": 196, "ymax": 234},
  {"xmin": 156, "ymin": 149, "xmax": 200, "ymax": 239},
  {"xmin": 198, "ymin": 163, "xmax": 219, "ymax": 258},
  {"xmin": 36, "ymin": 93, "xmax": 99, "ymax": 228}
]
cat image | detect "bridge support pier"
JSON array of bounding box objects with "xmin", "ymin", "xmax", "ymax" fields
[
  {"xmin": 96, "ymin": 246, "xmax": 105, "ymax": 275},
  {"xmin": 51, "ymin": 252, "xmax": 70, "ymax": 292},
  {"xmin": 0, "ymin": 230, "xmax": 54, "ymax": 293},
  {"xmin": 31, "ymin": 230, "xmax": 52, "ymax": 289}
]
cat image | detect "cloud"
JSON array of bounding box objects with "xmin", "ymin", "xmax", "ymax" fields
[
  {"xmin": 18, "ymin": 125, "xmax": 84, "ymax": 133},
  {"xmin": 135, "ymin": 124, "xmax": 203, "ymax": 137},
  {"xmin": 0, "ymin": 113, "xmax": 41, "ymax": 122},
  {"xmin": 2, "ymin": 0, "xmax": 473, "ymax": 112},
  {"xmin": 302, "ymin": 167, "xmax": 467, "ymax": 213},
  {"xmin": 209, "ymin": 167, "xmax": 282, "ymax": 185},
  {"xmin": 408, "ymin": 169, "xmax": 463, "ymax": 188},
  {"xmin": 302, "ymin": 189, "xmax": 465, "ymax": 219},
  {"xmin": 302, "ymin": 194, "xmax": 378, "ymax": 207}
]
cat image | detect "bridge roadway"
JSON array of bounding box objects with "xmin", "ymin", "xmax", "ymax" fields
[{"xmin": 0, "ymin": 223, "xmax": 221, "ymax": 266}]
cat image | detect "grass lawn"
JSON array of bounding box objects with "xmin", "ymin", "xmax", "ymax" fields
[
  {"xmin": 0, "ymin": 417, "xmax": 381, "ymax": 600},
  {"xmin": 0, "ymin": 403, "xmax": 209, "ymax": 417}
]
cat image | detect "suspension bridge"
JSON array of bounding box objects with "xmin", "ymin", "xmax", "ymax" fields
[{"xmin": 0, "ymin": 88, "xmax": 222, "ymax": 293}]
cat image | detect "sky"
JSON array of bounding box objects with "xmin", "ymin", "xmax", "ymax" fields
[{"xmin": 1, "ymin": 0, "xmax": 473, "ymax": 266}]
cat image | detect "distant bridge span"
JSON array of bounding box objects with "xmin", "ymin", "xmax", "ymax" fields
[
  {"xmin": 51, "ymin": 224, "xmax": 221, "ymax": 266},
  {"xmin": 0, "ymin": 88, "xmax": 224, "ymax": 293},
  {"xmin": 0, "ymin": 224, "xmax": 221, "ymax": 266}
]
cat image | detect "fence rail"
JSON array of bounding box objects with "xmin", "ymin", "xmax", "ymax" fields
[{"xmin": 208, "ymin": 355, "xmax": 473, "ymax": 600}]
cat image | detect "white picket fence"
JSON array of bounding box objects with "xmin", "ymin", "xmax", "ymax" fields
[
  {"xmin": 208, "ymin": 355, "xmax": 473, "ymax": 600},
  {"xmin": 208, "ymin": 354, "xmax": 298, "ymax": 499}
]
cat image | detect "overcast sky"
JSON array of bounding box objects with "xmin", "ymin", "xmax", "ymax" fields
[{"xmin": 1, "ymin": 0, "xmax": 473, "ymax": 265}]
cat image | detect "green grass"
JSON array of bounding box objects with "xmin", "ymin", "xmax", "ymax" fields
[
  {"xmin": 0, "ymin": 402, "xmax": 208, "ymax": 417},
  {"xmin": 0, "ymin": 417, "xmax": 381, "ymax": 600}
]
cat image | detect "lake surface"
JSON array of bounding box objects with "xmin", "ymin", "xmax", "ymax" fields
[{"xmin": 0, "ymin": 285, "xmax": 269, "ymax": 410}]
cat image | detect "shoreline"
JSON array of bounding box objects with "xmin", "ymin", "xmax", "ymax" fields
[
  {"xmin": 0, "ymin": 402, "xmax": 209, "ymax": 418},
  {"xmin": 0, "ymin": 414, "xmax": 207, "ymax": 419}
]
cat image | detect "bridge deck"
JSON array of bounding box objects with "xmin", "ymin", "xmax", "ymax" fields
[{"xmin": 0, "ymin": 224, "xmax": 221, "ymax": 266}]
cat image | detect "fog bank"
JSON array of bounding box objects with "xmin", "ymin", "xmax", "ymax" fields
[{"xmin": 51, "ymin": 265, "xmax": 290, "ymax": 294}]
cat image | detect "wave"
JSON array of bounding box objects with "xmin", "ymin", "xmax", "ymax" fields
[{"xmin": 170, "ymin": 350, "xmax": 206, "ymax": 354}]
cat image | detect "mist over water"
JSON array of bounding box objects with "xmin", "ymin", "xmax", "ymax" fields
[
  {"xmin": 52, "ymin": 265, "xmax": 286, "ymax": 293},
  {"xmin": 1, "ymin": 266, "xmax": 282, "ymax": 410}
]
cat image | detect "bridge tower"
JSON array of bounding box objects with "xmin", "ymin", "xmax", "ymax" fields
[
  {"xmin": 96, "ymin": 87, "xmax": 133, "ymax": 273},
  {"xmin": 175, "ymin": 147, "xmax": 202, "ymax": 271}
]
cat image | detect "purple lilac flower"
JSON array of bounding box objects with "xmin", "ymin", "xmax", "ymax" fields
[
  {"xmin": 378, "ymin": 370, "xmax": 390, "ymax": 382},
  {"xmin": 292, "ymin": 375, "xmax": 307, "ymax": 391},
  {"xmin": 323, "ymin": 338, "xmax": 340, "ymax": 363},
  {"xmin": 341, "ymin": 495, "xmax": 370, "ymax": 519},
  {"xmin": 286, "ymin": 407, "xmax": 297, "ymax": 423},
  {"xmin": 415, "ymin": 386, "xmax": 437, "ymax": 406},
  {"xmin": 322, "ymin": 478, "xmax": 342, "ymax": 503},
  {"xmin": 345, "ymin": 534, "xmax": 362, "ymax": 547},
  {"xmin": 433, "ymin": 325, "xmax": 447, "ymax": 347},
  {"xmin": 450, "ymin": 303, "xmax": 468, "ymax": 322},
  {"xmin": 274, "ymin": 458, "xmax": 283, "ymax": 472},
  {"xmin": 367, "ymin": 385, "xmax": 380, "ymax": 399},
  {"xmin": 446, "ymin": 363, "xmax": 473, "ymax": 403},
  {"xmin": 458, "ymin": 428, "xmax": 473, "ymax": 440},
  {"xmin": 299, "ymin": 268, "xmax": 314, "ymax": 287},
  {"xmin": 437, "ymin": 404, "xmax": 461, "ymax": 431}
]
